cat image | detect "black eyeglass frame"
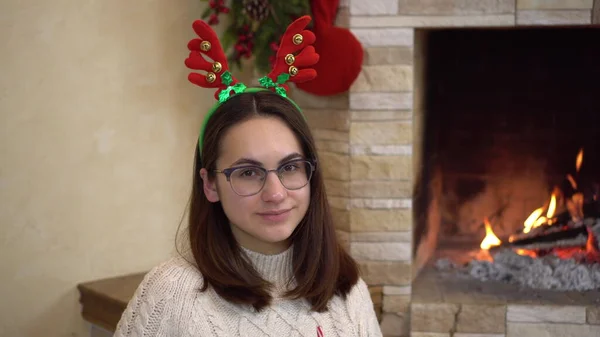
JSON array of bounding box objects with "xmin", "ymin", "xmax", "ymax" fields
[{"xmin": 213, "ymin": 159, "xmax": 317, "ymax": 196}]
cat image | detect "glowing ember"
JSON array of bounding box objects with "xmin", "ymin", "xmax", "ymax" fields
[{"xmin": 480, "ymin": 218, "xmax": 501, "ymax": 250}]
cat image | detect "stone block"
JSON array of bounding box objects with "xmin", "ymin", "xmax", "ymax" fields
[
  {"xmin": 517, "ymin": 10, "xmax": 592, "ymax": 24},
  {"xmin": 350, "ymin": 109, "xmax": 413, "ymax": 121},
  {"xmin": 507, "ymin": 323, "xmax": 600, "ymax": 337},
  {"xmin": 351, "ymin": 65, "xmax": 413, "ymax": 92},
  {"xmin": 336, "ymin": 229, "xmax": 350, "ymax": 250},
  {"xmin": 457, "ymin": 304, "xmax": 506, "ymax": 333},
  {"xmin": 289, "ymin": 88, "xmax": 348, "ymax": 109},
  {"xmin": 411, "ymin": 333, "xmax": 449, "ymax": 337},
  {"xmin": 364, "ymin": 47, "xmax": 413, "ymax": 65},
  {"xmin": 357, "ymin": 261, "xmax": 412, "ymax": 285},
  {"xmin": 351, "ymin": 242, "xmax": 411, "ymax": 261},
  {"xmin": 315, "ymin": 139, "xmax": 349, "ymax": 154},
  {"xmin": 517, "ymin": 0, "xmax": 593, "ymax": 9},
  {"xmin": 350, "ymin": 0, "xmax": 398, "ymax": 15},
  {"xmin": 320, "ymin": 152, "xmax": 350, "ymax": 180},
  {"xmin": 312, "ymin": 129, "xmax": 348, "ymax": 142},
  {"xmin": 350, "ymin": 15, "xmax": 515, "ymax": 28},
  {"xmin": 594, "ymin": 0, "xmax": 600, "ymax": 23},
  {"xmin": 383, "ymin": 285, "xmax": 411, "ymax": 295},
  {"xmin": 411, "ymin": 303, "xmax": 460, "ymax": 332},
  {"xmin": 331, "ymin": 208, "xmax": 350, "ymax": 231},
  {"xmin": 588, "ymin": 305, "xmax": 600, "ymax": 324},
  {"xmin": 351, "ymin": 231, "xmax": 412, "ymax": 243},
  {"xmin": 335, "ymin": 6, "xmax": 350, "ymax": 28},
  {"xmin": 324, "ymin": 179, "xmax": 349, "ymax": 197},
  {"xmin": 350, "ymin": 92, "xmax": 413, "ymax": 110},
  {"xmin": 351, "ymin": 198, "xmax": 412, "ymax": 209},
  {"xmin": 397, "ymin": 0, "xmax": 515, "ymax": 15},
  {"xmin": 303, "ymin": 108, "xmax": 350, "ymax": 131},
  {"xmin": 351, "ymin": 155, "xmax": 412, "ymax": 180},
  {"xmin": 350, "ymin": 144, "xmax": 412, "ymax": 156},
  {"xmin": 381, "ymin": 313, "xmax": 409, "ymax": 337},
  {"xmin": 350, "ymin": 28, "xmax": 414, "ymax": 47},
  {"xmin": 350, "ymin": 121, "xmax": 412, "ymax": 145},
  {"xmin": 328, "ymin": 196, "xmax": 350, "ymax": 210},
  {"xmin": 507, "ymin": 304, "xmax": 587, "ymax": 324},
  {"xmin": 350, "ymin": 208, "xmax": 412, "ymax": 232},
  {"xmin": 383, "ymin": 295, "xmax": 411, "ymax": 313},
  {"xmin": 351, "ymin": 180, "xmax": 412, "ymax": 198}
]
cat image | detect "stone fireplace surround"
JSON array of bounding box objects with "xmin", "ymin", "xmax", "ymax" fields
[{"xmin": 288, "ymin": 1, "xmax": 600, "ymax": 336}]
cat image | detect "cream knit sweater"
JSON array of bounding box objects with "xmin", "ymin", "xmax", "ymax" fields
[{"xmin": 114, "ymin": 246, "xmax": 383, "ymax": 337}]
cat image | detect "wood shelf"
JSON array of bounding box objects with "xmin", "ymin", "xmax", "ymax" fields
[{"xmin": 77, "ymin": 272, "xmax": 145, "ymax": 332}]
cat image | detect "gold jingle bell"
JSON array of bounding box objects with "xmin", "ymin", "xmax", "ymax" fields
[
  {"xmin": 206, "ymin": 72, "xmax": 216, "ymax": 83},
  {"xmin": 292, "ymin": 33, "xmax": 303, "ymax": 45},
  {"xmin": 200, "ymin": 41, "xmax": 211, "ymax": 52},
  {"xmin": 284, "ymin": 54, "xmax": 295, "ymax": 65},
  {"xmin": 288, "ymin": 66, "xmax": 299, "ymax": 76},
  {"xmin": 212, "ymin": 61, "xmax": 222, "ymax": 73}
]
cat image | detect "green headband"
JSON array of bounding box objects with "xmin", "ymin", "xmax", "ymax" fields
[{"xmin": 197, "ymin": 71, "xmax": 303, "ymax": 157}]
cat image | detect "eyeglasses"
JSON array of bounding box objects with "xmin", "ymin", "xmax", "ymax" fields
[{"xmin": 214, "ymin": 159, "xmax": 315, "ymax": 197}]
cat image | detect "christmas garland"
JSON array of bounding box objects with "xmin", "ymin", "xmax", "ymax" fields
[{"xmin": 200, "ymin": 0, "xmax": 312, "ymax": 74}]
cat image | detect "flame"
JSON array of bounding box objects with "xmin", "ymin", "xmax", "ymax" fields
[
  {"xmin": 567, "ymin": 192, "xmax": 584, "ymax": 222},
  {"xmin": 546, "ymin": 193, "xmax": 557, "ymax": 219},
  {"xmin": 523, "ymin": 207, "xmax": 544, "ymax": 234},
  {"xmin": 566, "ymin": 174, "xmax": 577, "ymax": 190},
  {"xmin": 576, "ymin": 148, "xmax": 584, "ymax": 173},
  {"xmin": 480, "ymin": 218, "xmax": 502, "ymax": 250}
]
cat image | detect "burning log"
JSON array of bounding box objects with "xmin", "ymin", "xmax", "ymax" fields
[
  {"xmin": 509, "ymin": 201, "xmax": 600, "ymax": 242},
  {"xmin": 490, "ymin": 219, "xmax": 600, "ymax": 260}
]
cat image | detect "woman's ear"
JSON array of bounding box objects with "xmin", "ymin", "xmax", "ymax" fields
[{"xmin": 200, "ymin": 168, "xmax": 220, "ymax": 202}]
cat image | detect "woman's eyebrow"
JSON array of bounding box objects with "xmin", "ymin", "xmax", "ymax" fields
[
  {"xmin": 278, "ymin": 152, "xmax": 304, "ymax": 165},
  {"xmin": 229, "ymin": 153, "xmax": 304, "ymax": 167}
]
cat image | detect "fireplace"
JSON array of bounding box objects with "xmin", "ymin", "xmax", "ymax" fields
[
  {"xmin": 415, "ymin": 25, "xmax": 600, "ymax": 263},
  {"xmin": 412, "ymin": 25, "xmax": 600, "ymax": 335}
]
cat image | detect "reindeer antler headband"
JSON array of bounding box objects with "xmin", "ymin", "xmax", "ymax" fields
[{"xmin": 184, "ymin": 15, "xmax": 319, "ymax": 156}]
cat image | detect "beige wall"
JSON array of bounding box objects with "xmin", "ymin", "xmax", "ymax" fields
[{"xmin": 0, "ymin": 1, "xmax": 221, "ymax": 336}]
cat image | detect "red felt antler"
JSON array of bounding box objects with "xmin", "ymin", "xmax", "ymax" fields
[
  {"xmin": 265, "ymin": 15, "xmax": 319, "ymax": 91},
  {"xmin": 184, "ymin": 20, "xmax": 239, "ymax": 100}
]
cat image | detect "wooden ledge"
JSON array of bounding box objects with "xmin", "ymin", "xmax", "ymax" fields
[{"xmin": 77, "ymin": 272, "xmax": 146, "ymax": 332}]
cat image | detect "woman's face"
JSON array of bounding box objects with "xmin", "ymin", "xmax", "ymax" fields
[{"xmin": 201, "ymin": 116, "xmax": 311, "ymax": 254}]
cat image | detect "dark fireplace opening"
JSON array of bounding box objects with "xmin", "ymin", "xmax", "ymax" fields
[{"xmin": 413, "ymin": 26, "xmax": 600, "ymax": 291}]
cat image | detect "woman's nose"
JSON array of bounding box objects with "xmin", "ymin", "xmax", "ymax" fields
[{"xmin": 261, "ymin": 172, "xmax": 286, "ymax": 202}]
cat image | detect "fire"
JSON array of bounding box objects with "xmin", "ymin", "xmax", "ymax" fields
[
  {"xmin": 508, "ymin": 147, "xmax": 598, "ymax": 264},
  {"xmin": 566, "ymin": 174, "xmax": 577, "ymax": 190},
  {"xmin": 546, "ymin": 193, "xmax": 557, "ymax": 218},
  {"xmin": 480, "ymin": 218, "xmax": 501, "ymax": 250},
  {"xmin": 520, "ymin": 149, "xmax": 585, "ymax": 234},
  {"xmin": 523, "ymin": 207, "xmax": 544, "ymax": 234},
  {"xmin": 576, "ymin": 148, "xmax": 584, "ymax": 173}
]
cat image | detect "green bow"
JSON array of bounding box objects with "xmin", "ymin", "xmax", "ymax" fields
[
  {"xmin": 218, "ymin": 71, "xmax": 247, "ymax": 103},
  {"xmin": 258, "ymin": 73, "xmax": 290, "ymax": 97}
]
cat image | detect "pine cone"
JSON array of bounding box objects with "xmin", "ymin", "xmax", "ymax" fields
[{"xmin": 243, "ymin": 0, "xmax": 270, "ymax": 22}]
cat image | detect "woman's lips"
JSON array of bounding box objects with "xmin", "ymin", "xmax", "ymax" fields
[{"xmin": 257, "ymin": 209, "xmax": 292, "ymax": 222}]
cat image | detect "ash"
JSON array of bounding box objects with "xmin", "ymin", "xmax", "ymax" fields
[{"xmin": 436, "ymin": 250, "xmax": 600, "ymax": 291}]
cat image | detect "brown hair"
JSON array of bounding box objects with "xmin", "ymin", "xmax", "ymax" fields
[{"xmin": 187, "ymin": 90, "xmax": 359, "ymax": 312}]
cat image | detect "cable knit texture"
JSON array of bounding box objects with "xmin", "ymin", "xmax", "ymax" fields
[{"xmin": 114, "ymin": 246, "xmax": 383, "ymax": 337}]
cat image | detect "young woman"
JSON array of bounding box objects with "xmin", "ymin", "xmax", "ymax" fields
[{"xmin": 113, "ymin": 16, "xmax": 382, "ymax": 337}]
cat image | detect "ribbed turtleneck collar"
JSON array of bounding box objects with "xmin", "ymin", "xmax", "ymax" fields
[{"xmin": 241, "ymin": 245, "xmax": 295, "ymax": 296}]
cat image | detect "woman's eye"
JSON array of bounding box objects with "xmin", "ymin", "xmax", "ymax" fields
[
  {"xmin": 283, "ymin": 164, "xmax": 298, "ymax": 172},
  {"xmin": 240, "ymin": 169, "xmax": 256, "ymax": 177}
]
